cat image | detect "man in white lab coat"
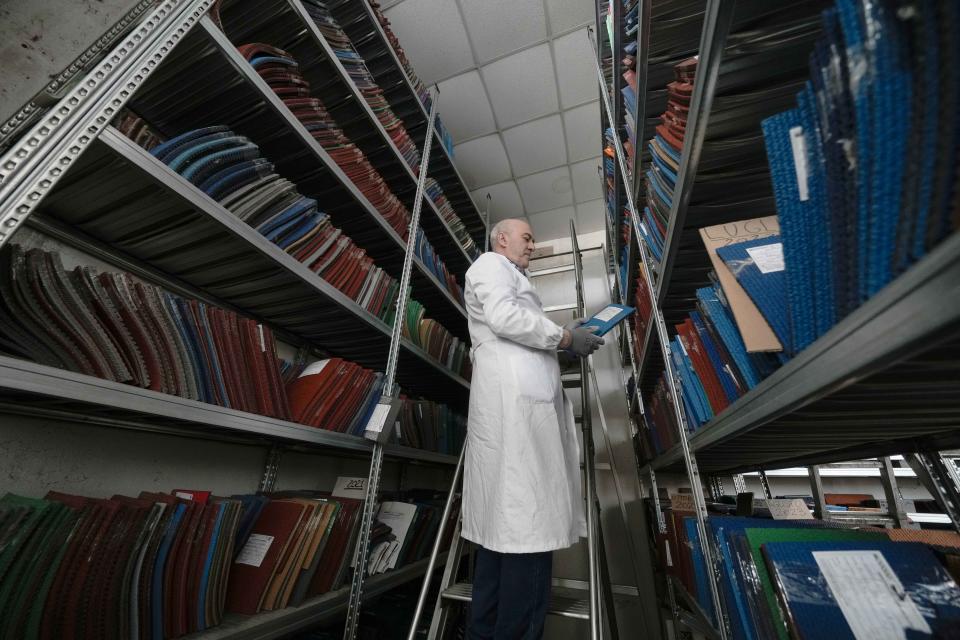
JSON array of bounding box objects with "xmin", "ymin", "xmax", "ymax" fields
[{"xmin": 462, "ymin": 218, "xmax": 603, "ymax": 639}]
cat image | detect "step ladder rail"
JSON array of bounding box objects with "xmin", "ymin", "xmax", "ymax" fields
[
  {"xmin": 407, "ymin": 446, "xmax": 466, "ymax": 640},
  {"xmin": 426, "ymin": 521, "xmax": 468, "ymax": 639},
  {"xmin": 571, "ymin": 219, "xmax": 607, "ymax": 639},
  {"xmin": 587, "ymin": 357, "xmax": 658, "ymax": 639}
]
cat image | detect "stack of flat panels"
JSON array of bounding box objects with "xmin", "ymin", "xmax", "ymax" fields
[
  {"xmin": 402, "ymin": 299, "xmax": 471, "ymax": 380},
  {"xmin": 639, "ymin": 57, "xmax": 695, "ymax": 264},
  {"xmin": 0, "ymin": 490, "xmax": 244, "ymax": 639},
  {"xmin": 396, "ymin": 398, "xmax": 467, "ymax": 456},
  {"xmin": 762, "ymin": 0, "xmax": 960, "ymax": 353},
  {"xmin": 0, "ymin": 244, "xmax": 290, "ymax": 419},
  {"xmin": 135, "ymin": 122, "xmax": 405, "ymax": 323},
  {"xmin": 323, "ymin": 0, "xmax": 485, "ymax": 247},
  {"xmin": 239, "ymin": 42, "xmax": 412, "ymax": 239},
  {"xmin": 227, "ymin": 492, "xmax": 363, "ymax": 614},
  {"xmin": 300, "ymin": 0, "xmax": 421, "ymax": 174}
]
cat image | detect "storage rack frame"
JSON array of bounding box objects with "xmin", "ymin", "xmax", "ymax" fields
[
  {"xmin": 0, "ymin": 1, "xmax": 485, "ymax": 638},
  {"xmin": 594, "ymin": 1, "xmax": 960, "ymax": 638}
]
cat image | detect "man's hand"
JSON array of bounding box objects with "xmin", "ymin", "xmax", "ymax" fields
[
  {"xmin": 559, "ymin": 318, "xmax": 584, "ymax": 350},
  {"xmin": 567, "ymin": 325, "xmax": 604, "ymax": 357}
]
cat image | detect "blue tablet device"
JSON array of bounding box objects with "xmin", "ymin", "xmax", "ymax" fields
[{"xmin": 581, "ymin": 304, "xmax": 635, "ymax": 336}]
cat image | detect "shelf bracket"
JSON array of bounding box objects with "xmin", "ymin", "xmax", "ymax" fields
[
  {"xmin": 906, "ymin": 452, "xmax": 960, "ymax": 533},
  {"xmin": 878, "ymin": 457, "xmax": 914, "ymax": 529},
  {"xmin": 258, "ymin": 444, "xmax": 284, "ymax": 493},
  {"xmin": 807, "ymin": 466, "xmax": 830, "ymax": 521}
]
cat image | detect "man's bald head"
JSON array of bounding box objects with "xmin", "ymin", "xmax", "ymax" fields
[{"xmin": 490, "ymin": 218, "xmax": 536, "ymax": 270}]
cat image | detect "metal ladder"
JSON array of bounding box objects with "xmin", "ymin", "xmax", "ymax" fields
[{"xmin": 406, "ymin": 222, "xmax": 622, "ymax": 640}]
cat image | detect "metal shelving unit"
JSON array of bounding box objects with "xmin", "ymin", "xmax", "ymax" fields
[
  {"xmin": 0, "ymin": 2, "xmax": 479, "ymax": 638},
  {"xmin": 215, "ymin": 0, "xmax": 474, "ymax": 275},
  {"xmin": 36, "ymin": 126, "xmax": 469, "ymax": 402},
  {"xmin": 326, "ymin": 0, "xmax": 486, "ymax": 248},
  {"xmin": 598, "ymin": 1, "xmax": 960, "ymax": 638},
  {"xmin": 181, "ymin": 555, "xmax": 452, "ymax": 640},
  {"xmin": 0, "ymin": 354, "xmax": 457, "ymax": 466},
  {"xmin": 126, "ymin": 18, "xmax": 469, "ymax": 337}
]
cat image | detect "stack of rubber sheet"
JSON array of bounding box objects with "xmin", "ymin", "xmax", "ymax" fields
[
  {"xmin": 0, "ymin": 489, "xmax": 245, "ymax": 639},
  {"xmin": 401, "ymin": 298, "xmax": 471, "ymax": 379},
  {"xmin": 329, "ymin": 0, "xmax": 454, "ymax": 159},
  {"xmin": 238, "ymin": 42, "xmax": 412, "ymax": 239},
  {"xmin": 622, "ymin": 1, "xmax": 639, "ymax": 177},
  {"xmin": 226, "ymin": 491, "xmax": 362, "ymax": 614},
  {"xmin": 0, "ymin": 244, "xmax": 290, "ymax": 419},
  {"xmin": 286, "ymin": 357, "xmax": 386, "ymax": 435},
  {"xmin": 639, "ymin": 56, "xmax": 695, "ymax": 264},
  {"xmin": 137, "ymin": 124, "xmax": 406, "ymax": 322},
  {"xmin": 631, "ymin": 260, "xmax": 653, "ymax": 362},
  {"xmin": 323, "ymin": 0, "xmax": 484, "ymax": 247},
  {"xmin": 396, "ymin": 397, "xmax": 466, "ymax": 455},
  {"xmin": 762, "ymin": 0, "xmax": 960, "ymax": 354},
  {"xmin": 657, "ymin": 511, "xmax": 960, "ymax": 639},
  {"xmin": 640, "ymin": 282, "xmax": 781, "ymax": 453},
  {"xmin": 299, "ymin": 0, "xmax": 421, "ymax": 174},
  {"xmin": 604, "ymin": 136, "xmax": 617, "ymax": 230},
  {"xmin": 415, "ymin": 227, "xmax": 464, "ymax": 304},
  {"xmin": 368, "ymin": 489, "xmax": 459, "ymax": 576},
  {"xmin": 424, "ymin": 177, "xmax": 481, "ymax": 260}
]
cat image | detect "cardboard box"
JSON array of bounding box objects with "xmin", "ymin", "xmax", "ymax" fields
[{"xmin": 698, "ymin": 216, "xmax": 782, "ymax": 352}]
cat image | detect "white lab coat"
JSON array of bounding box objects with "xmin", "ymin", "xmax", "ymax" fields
[{"xmin": 461, "ymin": 252, "xmax": 586, "ymax": 553}]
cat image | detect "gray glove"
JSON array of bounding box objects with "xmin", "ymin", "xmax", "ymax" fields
[
  {"xmin": 564, "ymin": 317, "xmax": 586, "ymax": 331},
  {"xmin": 568, "ymin": 325, "xmax": 604, "ymax": 357}
]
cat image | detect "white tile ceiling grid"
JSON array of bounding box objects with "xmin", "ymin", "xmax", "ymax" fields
[{"xmin": 381, "ymin": 0, "xmax": 605, "ymax": 241}]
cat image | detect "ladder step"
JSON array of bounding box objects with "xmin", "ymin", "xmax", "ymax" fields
[
  {"xmin": 441, "ymin": 583, "xmax": 591, "ymax": 620},
  {"xmin": 562, "ymin": 377, "xmax": 581, "ymax": 388}
]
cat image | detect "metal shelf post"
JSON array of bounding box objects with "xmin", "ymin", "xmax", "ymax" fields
[
  {"xmin": 342, "ymin": 87, "xmax": 440, "ymax": 640},
  {"xmin": 589, "ymin": 21, "xmax": 729, "ymax": 640}
]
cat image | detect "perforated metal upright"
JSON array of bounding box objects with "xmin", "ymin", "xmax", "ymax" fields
[{"xmin": 589, "ymin": 3, "xmax": 735, "ymax": 635}]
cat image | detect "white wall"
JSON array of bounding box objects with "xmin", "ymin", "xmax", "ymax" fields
[{"xmin": 1, "ymin": 0, "xmax": 141, "ymax": 124}]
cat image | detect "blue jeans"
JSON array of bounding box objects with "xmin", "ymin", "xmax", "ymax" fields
[{"xmin": 468, "ymin": 546, "xmax": 552, "ymax": 640}]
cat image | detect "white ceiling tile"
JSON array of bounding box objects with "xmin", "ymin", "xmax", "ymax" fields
[
  {"xmin": 459, "ymin": 0, "xmax": 547, "ymax": 63},
  {"xmin": 502, "ymin": 115, "xmax": 567, "ymax": 177},
  {"xmin": 563, "ymin": 101, "xmax": 601, "ymax": 162},
  {"xmin": 435, "ymin": 71, "xmax": 497, "ymax": 141},
  {"xmin": 383, "ymin": 0, "xmax": 474, "ymax": 84},
  {"xmin": 481, "ymin": 44, "xmax": 559, "ymax": 128},
  {"xmin": 529, "ymin": 205, "xmax": 577, "ymax": 243},
  {"xmin": 575, "ymin": 199, "xmax": 606, "ymax": 234},
  {"xmin": 545, "ymin": 0, "xmax": 596, "ymax": 34},
  {"xmin": 570, "ymin": 157, "xmax": 602, "ymax": 203},
  {"xmin": 471, "ymin": 181, "xmax": 525, "ymax": 221},
  {"xmin": 452, "ymin": 135, "xmax": 513, "ymax": 189},
  {"xmin": 517, "ymin": 166, "xmax": 574, "ymax": 214},
  {"xmin": 552, "ymin": 29, "xmax": 598, "ymax": 109}
]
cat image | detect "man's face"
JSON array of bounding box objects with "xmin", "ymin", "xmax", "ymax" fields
[{"xmin": 497, "ymin": 221, "xmax": 536, "ymax": 269}]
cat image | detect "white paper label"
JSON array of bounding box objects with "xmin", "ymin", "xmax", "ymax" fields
[
  {"xmin": 364, "ymin": 402, "xmax": 391, "ymax": 434},
  {"xmin": 788, "ymin": 126, "xmax": 810, "ymax": 201},
  {"xmin": 235, "ymin": 533, "xmax": 274, "ymax": 567},
  {"xmin": 257, "ymin": 324, "xmax": 266, "ymax": 352},
  {"xmin": 592, "ymin": 306, "xmax": 621, "ymax": 323},
  {"xmin": 332, "ymin": 476, "xmax": 368, "ymax": 500},
  {"xmin": 173, "ymin": 491, "xmax": 193, "ymax": 500},
  {"xmin": 765, "ymin": 498, "xmax": 812, "ymax": 520},
  {"xmin": 664, "ymin": 540, "xmax": 673, "ymax": 567},
  {"xmin": 746, "ymin": 243, "xmax": 785, "ymax": 274},
  {"xmin": 670, "ymin": 494, "xmax": 695, "ymax": 512},
  {"xmin": 299, "ymin": 359, "xmax": 330, "ymax": 377},
  {"xmin": 813, "ymin": 550, "xmax": 931, "ymax": 639}
]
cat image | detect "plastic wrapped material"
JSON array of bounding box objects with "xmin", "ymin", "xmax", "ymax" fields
[{"xmin": 763, "ymin": 541, "xmax": 960, "ymax": 639}]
